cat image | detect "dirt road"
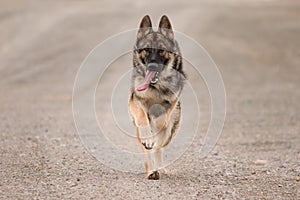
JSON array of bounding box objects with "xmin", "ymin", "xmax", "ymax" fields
[{"xmin": 0, "ymin": 0, "xmax": 299, "ymax": 199}]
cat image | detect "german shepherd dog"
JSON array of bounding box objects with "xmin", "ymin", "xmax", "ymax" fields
[{"xmin": 129, "ymin": 15, "xmax": 186, "ymax": 180}]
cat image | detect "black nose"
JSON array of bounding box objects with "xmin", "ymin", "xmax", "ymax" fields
[{"xmin": 147, "ymin": 63, "xmax": 159, "ymax": 71}]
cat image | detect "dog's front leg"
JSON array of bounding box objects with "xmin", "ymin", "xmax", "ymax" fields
[
  {"xmin": 139, "ymin": 126, "xmax": 156, "ymax": 150},
  {"xmin": 129, "ymin": 101, "xmax": 155, "ymax": 150},
  {"xmin": 129, "ymin": 101, "xmax": 161, "ymax": 179},
  {"xmin": 144, "ymin": 149, "xmax": 161, "ymax": 180}
]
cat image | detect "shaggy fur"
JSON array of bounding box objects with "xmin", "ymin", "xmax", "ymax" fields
[{"xmin": 129, "ymin": 15, "xmax": 186, "ymax": 180}]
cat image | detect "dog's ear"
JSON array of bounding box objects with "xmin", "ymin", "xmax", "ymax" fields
[
  {"xmin": 158, "ymin": 15, "xmax": 174, "ymax": 41},
  {"xmin": 137, "ymin": 15, "xmax": 153, "ymax": 40}
]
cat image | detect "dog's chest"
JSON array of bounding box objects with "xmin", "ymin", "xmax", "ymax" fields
[{"xmin": 135, "ymin": 89, "xmax": 166, "ymax": 109}]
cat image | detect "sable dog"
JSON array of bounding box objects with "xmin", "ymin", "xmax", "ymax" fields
[{"xmin": 129, "ymin": 15, "xmax": 186, "ymax": 180}]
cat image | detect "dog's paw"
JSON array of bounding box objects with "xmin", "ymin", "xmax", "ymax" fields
[
  {"xmin": 139, "ymin": 127, "xmax": 155, "ymax": 150},
  {"xmin": 147, "ymin": 171, "xmax": 160, "ymax": 180},
  {"xmin": 141, "ymin": 139, "xmax": 155, "ymax": 150}
]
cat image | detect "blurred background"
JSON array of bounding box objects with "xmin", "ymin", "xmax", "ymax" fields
[{"xmin": 0, "ymin": 0, "xmax": 299, "ymax": 199}]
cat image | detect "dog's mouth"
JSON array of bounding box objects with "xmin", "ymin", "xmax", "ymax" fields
[{"xmin": 136, "ymin": 63, "xmax": 163, "ymax": 91}]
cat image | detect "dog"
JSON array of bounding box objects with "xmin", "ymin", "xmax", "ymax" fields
[{"xmin": 129, "ymin": 15, "xmax": 186, "ymax": 180}]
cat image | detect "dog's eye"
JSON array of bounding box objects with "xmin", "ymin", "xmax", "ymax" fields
[
  {"xmin": 143, "ymin": 48, "xmax": 151, "ymax": 53},
  {"xmin": 137, "ymin": 48, "xmax": 151, "ymax": 54},
  {"xmin": 158, "ymin": 49, "xmax": 165, "ymax": 56}
]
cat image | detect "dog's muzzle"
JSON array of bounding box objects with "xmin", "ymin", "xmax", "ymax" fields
[
  {"xmin": 147, "ymin": 63, "xmax": 163, "ymax": 84},
  {"xmin": 136, "ymin": 63, "xmax": 164, "ymax": 91}
]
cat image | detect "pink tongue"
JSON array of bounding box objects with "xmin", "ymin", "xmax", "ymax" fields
[{"xmin": 136, "ymin": 71, "xmax": 156, "ymax": 91}]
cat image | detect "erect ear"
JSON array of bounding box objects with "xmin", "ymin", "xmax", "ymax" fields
[
  {"xmin": 137, "ymin": 15, "xmax": 153, "ymax": 40},
  {"xmin": 158, "ymin": 15, "xmax": 174, "ymax": 41}
]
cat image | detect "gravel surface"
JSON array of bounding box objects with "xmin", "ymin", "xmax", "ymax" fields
[{"xmin": 0, "ymin": 0, "xmax": 299, "ymax": 199}]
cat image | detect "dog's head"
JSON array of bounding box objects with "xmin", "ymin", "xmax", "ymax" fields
[{"xmin": 133, "ymin": 15, "xmax": 185, "ymax": 92}]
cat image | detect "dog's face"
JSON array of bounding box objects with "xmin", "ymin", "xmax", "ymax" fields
[{"xmin": 133, "ymin": 15, "xmax": 185, "ymax": 92}]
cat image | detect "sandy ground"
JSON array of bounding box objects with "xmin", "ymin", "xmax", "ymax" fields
[{"xmin": 0, "ymin": 0, "xmax": 299, "ymax": 199}]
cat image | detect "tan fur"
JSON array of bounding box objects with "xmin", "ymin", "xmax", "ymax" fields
[{"xmin": 129, "ymin": 15, "xmax": 185, "ymax": 180}]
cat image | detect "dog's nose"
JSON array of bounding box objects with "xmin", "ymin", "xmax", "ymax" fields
[{"xmin": 147, "ymin": 63, "xmax": 159, "ymax": 71}]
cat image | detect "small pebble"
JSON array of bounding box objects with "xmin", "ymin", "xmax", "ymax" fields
[
  {"xmin": 253, "ymin": 159, "xmax": 268, "ymax": 165},
  {"xmin": 279, "ymin": 164, "xmax": 287, "ymax": 168}
]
